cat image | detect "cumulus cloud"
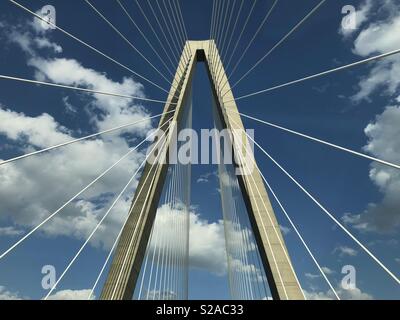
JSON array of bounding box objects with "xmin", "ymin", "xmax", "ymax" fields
[
  {"xmin": 146, "ymin": 204, "xmax": 262, "ymax": 279},
  {"xmin": 147, "ymin": 204, "xmax": 228, "ymax": 276},
  {"xmin": 304, "ymin": 286, "xmax": 373, "ymax": 300},
  {"xmin": 339, "ymin": 0, "xmax": 400, "ymax": 234},
  {"xmin": 0, "ymin": 226, "xmax": 24, "ymax": 237},
  {"xmin": 321, "ymin": 266, "xmax": 335, "ymax": 275},
  {"xmin": 343, "ymin": 106, "xmax": 400, "ymax": 233},
  {"xmin": 305, "ymin": 273, "xmax": 321, "ymax": 280},
  {"xmin": 0, "ymin": 16, "xmax": 154, "ymax": 251},
  {"xmin": 279, "ymin": 225, "xmax": 291, "ymax": 235},
  {"xmin": 45, "ymin": 289, "xmax": 94, "ymax": 300},
  {"xmin": 0, "ymin": 104, "xmax": 144, "ymax": 249},
  {"xmin": 4, "ymin": 19, "xmax": 150, "ymax": 133},
  {"xmin": 34, "ymin": 37, "xmax": 62, "ymax": 53},
  {"xmin": 349, "ymin": 1, "xmax": 400, "ymax": 102},
  {"xmin": 0, "ymin": 286, "xmax": 23, "ymax": 300},
  {"xmin": 333, "ymin": 246, "xmax": 358, "ymax": 257},
  {"xmin": 27, "ymin": 57, "xmax": 149, "ymax": 132},
  {"xmin": 305, "ymin": 266, "xmax": 335, "ymax": 280},
  {"xmin": 196, "ymin": 171, "xmax": 217, "ymax": 184}
]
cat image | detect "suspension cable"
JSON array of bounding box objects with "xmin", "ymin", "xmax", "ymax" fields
[
  {"xmin": 223, "ymin": 0, "xmax": 327, "ymax": 97},
  {"xmin": 0, "ymin": 110, "xmax": 174, "ymax": 166},
  {"xmin": 8, "ymin": 0, "xmax": 171, "ymax": 95}
]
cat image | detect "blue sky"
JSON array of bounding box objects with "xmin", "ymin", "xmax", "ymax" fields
[{"xmin": 0, "ymin": 0, "xmax": 399, "ymax": 300}]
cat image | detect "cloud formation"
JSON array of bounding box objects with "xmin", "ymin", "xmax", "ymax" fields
[
  {"xmin": 45, "ymin": 289, "xmax": 94, "ymax": 300},
  {"xmin": 340, "ymin": 0, "xmax": 400, "ymax": 233},
  {"xmin": 304, "ymin": 286, "xmax": 373, "ymax": 300},
  {"xmin": 0, "ymin": 286, "xmax": 23, "ymax": 300},
  {"xmin": 0, "ymin": 17, "xmax": 153, "ymax": 251}
]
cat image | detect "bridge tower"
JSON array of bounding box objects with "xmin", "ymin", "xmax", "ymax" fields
[{"xmin": 100, "ymin": 41, "xmax": 304, "ymax": 300}]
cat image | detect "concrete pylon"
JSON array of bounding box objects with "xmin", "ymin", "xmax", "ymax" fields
[{"xmin": 100, "ymin": 40, "xmax": 304, "ymax": 300}]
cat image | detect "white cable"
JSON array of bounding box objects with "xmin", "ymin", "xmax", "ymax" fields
[
  {"xmin": 133, "ymin": 0, "xmax": 184, "ymax": 76},
  {"xmin": 171, "ymin": 0, "xmax": 192, "ymax": 58},
  {"xmin": 0, "ymin": 110, "xmax": 174, "ymax": 166},
  {"xmin": 160, "ymin": 0, "xmax": 189, "ymax": 63},
  {"xmin": 175, "ymin": 0, "xmax": 192, "ymax": 55},
  {"xmin": 230, "ymin": 121, "xmax": 307, "ymax": 299},
  {"xmin": 216, "ymin": 0, "xmax": 235, "ymax": 73},
  {"xmin": 215, "ymin": 0, "xmax": 238, "ymax": 84},
  {"xmin": 210, "ymin": 0, "xmax": 223, "ymax": 80},
  {"xmin": 219, "ymin": 0, "xmax": 278, "ymax": 89},
  {"xmin": 87, "ymin": 122, "xmax": 171, "ymax": 300},
  {"xmin": 116, "ymin": 0, "xmax": 175, "ymax": 78},
  {"xmin": 221, "ymin": 0, "xmax": 245, "ymax": 70},
  {"xmin": 137, "ymin": 217, "xmax": 156, "ymax": 299},
  {"xmin": 141, "ymin": 136, "xmax": 171, "ymax": 300},
  {"xmin": 223, "ymin": 0, "xmax": 258, "ymax": 79},
  {"xmin": 257, "ymin": 167, "xmax": 340, "ymax": 299},
  {"xmin": 238, "ymin": 112, "xmax": 400, "ymax": 170},
  {"xmin": 242, "ymin": 129, "xmax": 400, "ymax": 286},
  {"xmin": 84, "ymin": 0, "xmax": 176, "ymax": 91},
  {"xmin": 224, "ymin": 0, "xmax": 327, "ymax": 97},
  {"xmin": 110, "ymin": 120, "xmax": 176, "ymax": 299},
  {"xmin": 0, "ymin": 75, "xmax": 175, "ymax": 105},
  {"xmin": 44, "ymin": 129, "xmax": 168, "ymax": 299},
  {"xmin": 8, "ymin": 0, "xmax": 170, "ymax": 95},
  {"xmin": 88, "ymin": 139, "xmax": 163, "ymax": 300},
  {"xmin": 155, "ymin": 0, "xmax": 186, "ymax": 64},
  {"xmin": 168, "ymin": 0, "xmax": 191, "ymax": 62},
  {"xmin": 230, "ymin": 47, "xmax": 400, "ymax": 102},
  {"xmin": 0, "ymin": 120, "xmax": 169, "ymax": 261},
  {"xmin": 208, "ymin": 0, "xmax": 217, "ymax": 65},
  {"xmin": 211, "ymin": 0, "xmax": 226, "ymax": 80},
  {"xmin": 151, "ymin": 166, "xmax": 173, "ymax": 300},
  {"xmin": 146, "ymin": 0, "xmax": 187, "ymax": 72},
  {"xmin": 229, "ymin": 128, "xmax": 290, "ymax": 299}
]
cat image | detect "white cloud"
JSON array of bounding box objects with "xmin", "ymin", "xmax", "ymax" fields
[
  {"xmin": 5, "ymin": 20, "xmax": 150, "ymax": 134},
  {"xmin": 27, "ymin": 57, "xmax": 149, "ymax": 132},
  {"xmin": 149, "ymin": 205, "xmax": 227, "ymax": 275},
  {"xmin": 321, "ymin": 266, "xmax": 335, "ymax": 275},
  {"xmin": 0, "ymin": 106, "xmax": 71, "ymax": 148},
  {"xmin": 353, "ymin": 16, "xmax": 400, "ymax": 57},
  {"xmin": 0, "ymin": 106, "xmax": 144, "ymax": 248},
  {"xmin": 304, "ymin": 287, "xmax": 373, "ymax": 300},
  {"xmin": 34, "ymin": 37, "xmax": 62, "ymax": 53},
  {"xmin": 147, "ymin": 204, "xmax": 261, "ymax": 278},
  {"xmin": 196, "ymin": 171, "xmax": 216, "ymax": 183},
  {"xmin": 305, "ymin": 273, "xmax": 321, "ymax": 280},
  {"xmin": 334, "ymin": 246, "xmax": 358, "ymax": 257},
  {"xmin": 351, "ymin": 57, "xmax": 400, "ymax": 102},
  {"xmin": 0, "ymin": 226, "xmax": 24, "ymax": 237},
  {"xmin": 395, "ymin": 258, "xmax": 400, "ymax": 264},
  {"xmin": 145, "ymin": 290, "xmax": 177, "ymax": 300},
  {"xmin": 343, "ymin": 0, "xmax": 400, "ymax": 103},
  {"xmin": 62, "ymin": 96, "xmax": 77, "ymax": 115},
  {"xmin": 305, "ymin": 267, "xmax": 334, "ymax": 280},
  {"xmin": 0, "ymin": 286, "xmax": 23, "ymax": 300},
  {"xmin": 0, "ymin": 18, "xmax": 154, "ymax": 251},
  {"xmin": 45, "ymin": 289, "xmax": 94, "ymax": 300},
  {"xmin": 343, "ymin": 106, "xmax": 400, "ymax": 233},
  {"xmin": 339, "ymin": 0, "xmax": 400, "ymax": 234},
  {"xmin": 279, "ymin": 225, "xmax": 291, "ymax": 235}
]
